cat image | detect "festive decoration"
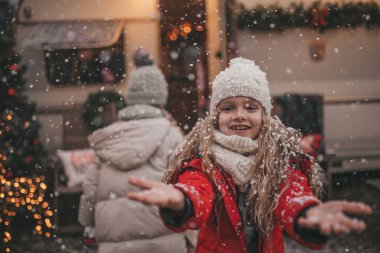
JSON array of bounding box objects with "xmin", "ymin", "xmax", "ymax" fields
[
  {"xmin": 7, "ymin": 88, "xmax": 15, "ymax": 96},
  {"xmin": 0, "ymin": 171, "xmax": 53, "ymax": 251},
  {"xmin": 165, "ymin": 22, "xmax": 204, "ymax": 42},
  {"xmin": 0, "ymin": 1, "xmax": 52, "ymax": 252},
  {"xmin": 82, "ymin": 90, "xmax": 126, "ymax": 132},
  {"xmin": 238, "ymin": 1, "xmax": 380, "ymax": 32}
]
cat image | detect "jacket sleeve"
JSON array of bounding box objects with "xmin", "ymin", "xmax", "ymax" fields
[
  {"xmin": 274, "ymin": 166, "xmax": 324, "ymax": 250},
  {"xmin": 162, "ymin": 168, "xmax": 215, "ymax": 232},
  {"xmin": 78, "ymin": 159, "xmax": 100, "ymax": 226}
]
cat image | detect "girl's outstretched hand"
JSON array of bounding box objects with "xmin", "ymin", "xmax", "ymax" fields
[
  {"xmin": 127, "ymin": 176, "xmax": 185, "ymax": 211},
  {"xmin": 297, "ymin": 200, "xmax": 372, "ymax": 236}
]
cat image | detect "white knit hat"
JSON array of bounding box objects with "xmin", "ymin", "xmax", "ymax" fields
[
  {"xmin": 126, "ymin": 50, "xmax": 168, "ymax": 106},
  {"xmin": 210, "ymin": 57, "xmax": 272, "ymax": 115}
]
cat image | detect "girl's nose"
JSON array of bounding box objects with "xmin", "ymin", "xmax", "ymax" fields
[{"xmin": 232, "ymin": 109, "xmax": 247, "ymax": 120}]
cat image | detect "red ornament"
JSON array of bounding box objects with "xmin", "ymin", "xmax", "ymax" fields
[
  {"xmin": 5, "ymin": 171, "xmax": 13, "ymax": 179},
  {"xmin": 8, "ymin": 88, "xmax": 16, "ymax": 96},
  {"xmin": 25, "ymin": 155, "xmax": 34, "ymax": 164},
  {"xmin": 9, "ymin": 64, "xmax": 19, "ymax": 71},
  {"xmin": 310, "ymin": 7, "xmax": 329, "ymax": 28}
]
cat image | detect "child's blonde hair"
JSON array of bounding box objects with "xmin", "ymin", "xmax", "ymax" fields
[{"xmin": 163, "ymin": 113, "xmax": 324, "ymax": 240}]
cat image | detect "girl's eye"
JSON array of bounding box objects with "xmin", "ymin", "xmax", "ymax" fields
[
  {"xmin": 245, "ymin": 105, "xmax": 257, "ymax": 111},
  {"xmin": 221, "ymin": 106, "xmax": 233, "ymax": 111}
]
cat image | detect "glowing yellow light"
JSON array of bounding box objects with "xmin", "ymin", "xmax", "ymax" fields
[
  {"xmin": 169, "ymin": 33, "xmax": 177, "ymax": 41},
  {"xmin": 8, "ymin": 191, "xmax": 13, "ymax": 196},
  {"xmin": 5, "ymin": 231, "xmax": 11, "ymax": 239},
  {"xmin": 6, "ymin": 248, "xmax": 10, "ymax": 252},
  {"xmin": 36, "ymin": 177, "xmax": 41, "ymax": 183},
  {"xmin": 24, "ymin": 121, "xmax": 30, "ymax": 127},
  {"xmin": 6, "ymin": 115, "xmax": 12, "ymax": 121},
  {"xmin": 46, "ymin": 232, "xmax": 51, "ymax": 237},
  {"xmin": 45, "ymin": 219, "xmax": 52, "ymax": 228},
  {"xmin": 20, "ymin": 177, "xmax": 26, "ymax": 183},
  {"xmin": 27, "ymin": 205, "xmax": 32, "ymax": 210},
  {"xmin": 182, "ymin": 23, "xmax": 192, "ymax": 34},
  {"xmin": 40, "ymin": 183, "xmax": 47, "ymax": 190},
  {"xmin": 42, "ymin": 202, "xmax": 49, "ymax": 208},
  {"xmin": 0, "ymin": 193, "xmax": 4, "ymax": 198}
]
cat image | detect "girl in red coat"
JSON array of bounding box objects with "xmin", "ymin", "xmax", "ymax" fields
[{"xmin": 127, "ymin": 58, "xmax": 372, "ymax": 253}]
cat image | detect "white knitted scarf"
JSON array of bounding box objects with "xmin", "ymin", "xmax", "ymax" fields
[{"xmin": 212, "ymin": 131, "xmax": 258, "ymax": 186}]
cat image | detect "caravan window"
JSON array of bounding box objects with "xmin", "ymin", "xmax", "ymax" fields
[{"xmin": 45, "ymin": 36, "xmax": 125, "ymax": 86}]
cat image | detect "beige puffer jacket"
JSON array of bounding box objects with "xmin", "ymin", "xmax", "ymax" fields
[{"xmin": 78, "ymin": 117, "xmax": 187, "ymax": 253}]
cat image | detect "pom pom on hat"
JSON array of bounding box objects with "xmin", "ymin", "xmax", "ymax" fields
[
  {"xmin": 210, "ymin": 57, "xmax": 272, "ymax": 115},
  {"xmin": 126, "ymin": 49, "xmax": 168, "ymax": 106},
  {"xmin": 133, "ymin": 48, "xmax": 154, "ymax": 67}
]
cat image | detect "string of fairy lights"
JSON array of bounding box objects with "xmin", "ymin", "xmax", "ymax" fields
[{"xmin": 0, "ymin": 159, "xmax": 53, "ymax": 252}]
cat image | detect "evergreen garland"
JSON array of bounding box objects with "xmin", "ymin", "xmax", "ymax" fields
[
  {"xmin": 237, "ymin": 1, "xmax": 380, "ymax": 32},
  {"xmin": 82, "ymin": 90, "xmax": 126, "ymax": 132}
]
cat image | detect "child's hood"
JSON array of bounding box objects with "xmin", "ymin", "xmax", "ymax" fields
[{"xmin": 88, "ymin": 117, "xmax": 170, "ymax": 171}]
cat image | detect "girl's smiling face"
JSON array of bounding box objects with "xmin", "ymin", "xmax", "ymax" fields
[{"xmin": 217, "ymin": 96, "xmax": 264, "ymax": 139}]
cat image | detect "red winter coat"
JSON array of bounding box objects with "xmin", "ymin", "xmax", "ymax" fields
[{"xmin": 164, "ymin": 157, "xmax": 325, "ymax": 253}]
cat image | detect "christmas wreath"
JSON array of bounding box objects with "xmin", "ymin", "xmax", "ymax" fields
[
  {"xmin": 238, "ymin": 1, "xmax": 380, "ymax": 32},
  {"xmin": 82, "ymin": 90, "xmax": 126, "ymax": 132}
]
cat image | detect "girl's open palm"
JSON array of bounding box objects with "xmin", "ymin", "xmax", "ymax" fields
[
  {"xmin": 297, "ymin": 200, "xmax": 372, "ymax": 236},
  {"xmin": 127, "ymin": 177, "xmax": 185, "ymax": 211}
]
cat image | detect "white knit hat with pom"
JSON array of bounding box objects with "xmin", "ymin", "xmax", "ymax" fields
[
  {"xmin": 210, "ymin": 57, "xmax": 272, "ymax": 115},
  {"xmin": 126, "ymin": 49, "xmax": 168, "ymax": 106}
]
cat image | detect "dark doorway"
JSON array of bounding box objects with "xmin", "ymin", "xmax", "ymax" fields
[{"xmin": 159, "ymin": 0, "xmax": 208, "ymax": 133}]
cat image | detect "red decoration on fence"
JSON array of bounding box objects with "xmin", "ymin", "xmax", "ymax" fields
[{"xmin": 310, "ymin": 7, "xmax": 329, "ymax": 28}]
